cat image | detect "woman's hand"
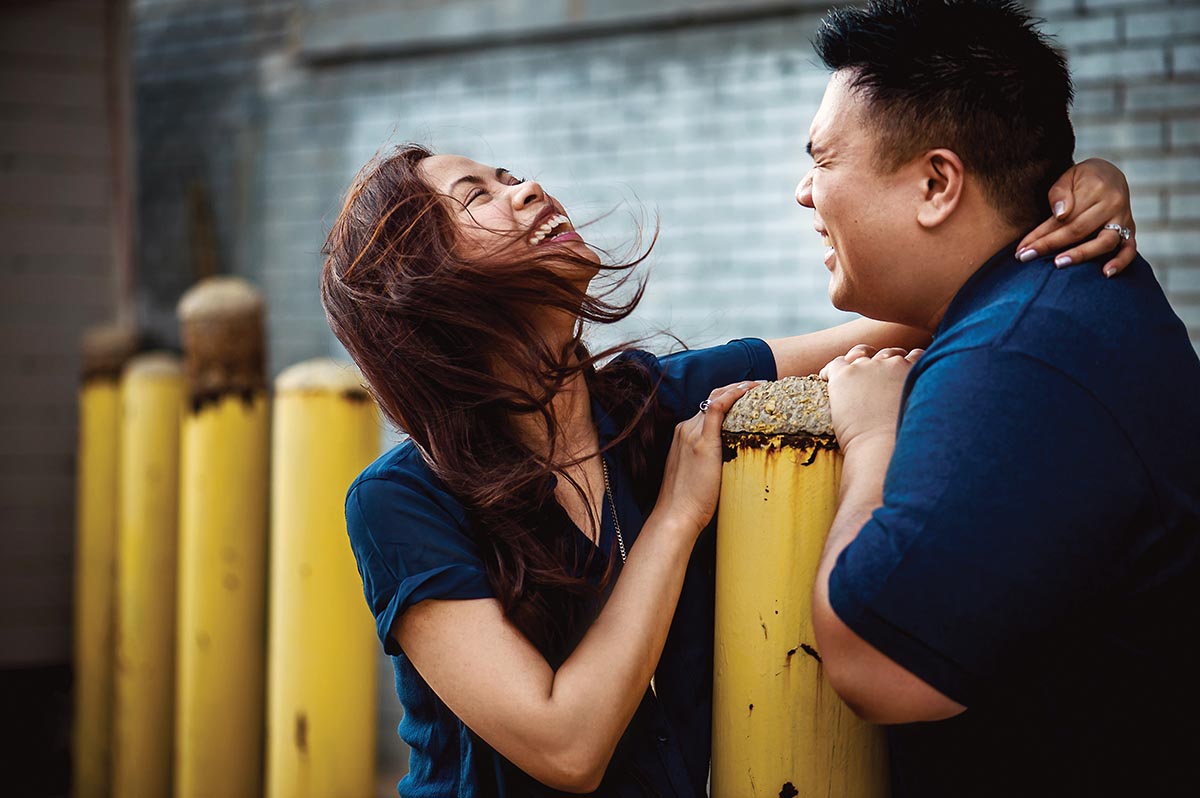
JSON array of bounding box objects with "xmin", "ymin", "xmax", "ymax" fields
[
  {"xmin": 820, "ymin": 345, "xmax": 923, "ymax": 454},
  {"xmin": 1015, "ymin": 158, "xmax": 1136, "ymax": 278},
  {"xmin": 655, "ymin": 380, "xmax": 759, "ymax": 534}
]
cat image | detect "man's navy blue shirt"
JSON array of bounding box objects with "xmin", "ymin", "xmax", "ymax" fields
[
  {"xmin": 346, "ymin": 339, "xmax": 776, "ymax": 797},
  {"xmin": 829, "ymin": 246, "xmax": 1200, "ymax": 796}
]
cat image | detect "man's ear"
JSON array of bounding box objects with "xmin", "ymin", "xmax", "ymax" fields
[{"xmin": 916, "ymin": 148, "xmax": 965, "ymax": 229}]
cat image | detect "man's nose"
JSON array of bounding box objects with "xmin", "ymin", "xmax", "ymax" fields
[{"xmin": 795, "ymin": 171, "xmax": 814, "ymax": 208}]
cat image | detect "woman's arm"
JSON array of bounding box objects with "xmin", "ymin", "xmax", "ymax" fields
[
  {"xmin": 767, "ymin": 318, "xmax": 930, "ymax": 379},
  {"xmin": 393, "ymin": 380, "xmax": 754, "ymax": 793}
]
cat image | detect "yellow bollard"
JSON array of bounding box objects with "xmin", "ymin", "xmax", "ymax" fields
[
  {"xmin": 266, "ymin": 359, "xmax": 381, "ymax": 798},
  {"xmin": 712, "ymin": 377, "xmax": 888, "ymax": 798},
  {"xmin": 174, "ymin": 278, "xmax": 270, "ymax": 798},
  {"xmin": 112, "ymin": 352, "xmax": 184, "ymax": 798},
  {"xmin": 74, "ymin": 324, "xmax": 139, "ymax": 798}
]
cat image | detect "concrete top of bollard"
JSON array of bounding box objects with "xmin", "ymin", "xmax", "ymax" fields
[
  {"xmin": 722, "ymin": 376, "xmax": 834, "ymax": 437},
  {"xmin": 176, "ymin": 276, "xmax": 263, "ymax": 321},
  {"xmin": 123, "ymin": 351, "xmax": 183, "ymax": 380},
  {"xmin": 80, "ymin": 323, "xmax": 140, "ymax": 381},
  {"xmin": 275, "ymin": 358, "xmax": 371, "ymax": 400}
]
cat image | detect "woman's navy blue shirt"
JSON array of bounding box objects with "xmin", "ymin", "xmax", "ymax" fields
[{"xmin": 345, "ymin": 339, "xmax": 777, "ymax": 797}]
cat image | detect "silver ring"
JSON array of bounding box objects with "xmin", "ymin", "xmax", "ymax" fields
[
  {"xmin": 1103, "ymin": 223, "xmax": 1132, "ymax": 241},
  {"xmin": 699, "ymin": 399, "xmax": 711, "ymax": 414}
]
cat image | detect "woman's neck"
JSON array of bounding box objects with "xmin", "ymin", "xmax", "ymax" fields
[{"xmin": 509, "ymin": 367, "xmax": 597, "ymax": 464}]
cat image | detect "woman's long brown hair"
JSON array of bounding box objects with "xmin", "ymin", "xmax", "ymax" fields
[{"xmin": 321, "ymin": 144, "xmax": 672, "ymax": 658}]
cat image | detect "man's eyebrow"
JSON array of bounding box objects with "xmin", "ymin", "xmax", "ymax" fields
[{"xmin": 449, "ymin": 167, "xmax": 510, "ymax": 193}]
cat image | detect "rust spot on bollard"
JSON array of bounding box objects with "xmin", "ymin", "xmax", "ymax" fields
[
  {"xmin": 177, "ymin": 277, "xmax": 267, "ymax": 412},
  {"xmin": 340, "ymin": 388, "xmax": 371, "ymax": 404},
  {"xmin": 295, "ymin": 712, "xmax": 308, "ymax": 754},
  {"xmin": 779, "ymin": 782, "xmax": 799, "ymax": 798}
]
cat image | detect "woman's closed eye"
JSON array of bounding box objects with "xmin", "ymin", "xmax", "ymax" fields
[{"xmin": 464, "ymin": 175, "xmax": 525, "ymax": 207}]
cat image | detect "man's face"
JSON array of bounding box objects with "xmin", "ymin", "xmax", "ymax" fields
[{"xmin": 795, "ymin": 71, "xmax": 920, "ymax": 321}]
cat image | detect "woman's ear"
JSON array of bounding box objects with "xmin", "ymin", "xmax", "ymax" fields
[{"xmin": 916, "ymin": 148, "xmax": 965, "ymax": 229}]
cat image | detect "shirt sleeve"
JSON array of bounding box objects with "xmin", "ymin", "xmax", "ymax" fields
[
  {"xmin": 345, "ymin": 473, "xmax": 494, "ymax": 655},
  {"xmin": 827, "ymin": 347, "xmax": 1145, "ymax": 706},
  {"xmin": 655, "ymin": 338, "xmax": 778, "ymax": 422}
]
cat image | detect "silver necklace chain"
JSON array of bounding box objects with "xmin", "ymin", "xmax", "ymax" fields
[
  {"xmin": 599, "ymin": 457, "xmax": 627, "ymax": 563},
  {"xmin": 600, "ymin": 456, "xmax": 656, "ymax": 696}
]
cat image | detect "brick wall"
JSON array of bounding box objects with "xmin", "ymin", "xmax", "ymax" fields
[{"xmin": 0, "ymin": 0, "xmax": 126, "ymax": 667}]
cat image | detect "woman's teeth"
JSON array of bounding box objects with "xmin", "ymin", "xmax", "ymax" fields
[{"xmin": 529, "ymin": 214, "xmax": 571, "ymax": 246}]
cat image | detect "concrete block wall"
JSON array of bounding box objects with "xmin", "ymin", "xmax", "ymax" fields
[{"xmin": 0, "ymin": 0, "xmax": 124, "ymax": 668}]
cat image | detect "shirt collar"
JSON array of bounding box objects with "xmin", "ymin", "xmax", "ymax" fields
[{"xmin": 934, "ymin": 236, "xmax": 1025, "ymax": 339}]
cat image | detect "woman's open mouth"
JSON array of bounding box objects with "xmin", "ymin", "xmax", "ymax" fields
[{"xmin": 529, "ymin": 214, "xmax": 579, "ymax": 246}]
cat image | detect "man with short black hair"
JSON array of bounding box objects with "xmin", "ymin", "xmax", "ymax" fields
[{"xmin": 799, "ymin": 1, "xmax": 1200, "ymax": 794}]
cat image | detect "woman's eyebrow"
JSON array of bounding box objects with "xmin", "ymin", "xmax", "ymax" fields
[{"xmin": 449, "ymin": 167, "xmax": 510, "ymax": 193}]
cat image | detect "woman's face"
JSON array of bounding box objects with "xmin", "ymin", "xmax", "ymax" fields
[{"xmin": 418, "ymin": 154, "xmax": 600, "ymax": 272}]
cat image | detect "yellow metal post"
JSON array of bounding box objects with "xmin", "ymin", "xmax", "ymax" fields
[
  {"xmin": 74, "ymin": 324, "xmax": 139, "ymax": 798},
  {"xmin": 174, "ymin": 278, "xmax": 270, "ymax": 798},
  {"xmin": 266, "ymin": 359, "xmax": 381, "ymax": 798},
  {"xmin": 112, "ymin": 352, "xmax": 184, "ymax": 798},
  {"xmin": 713, "ymin": 377, "xmax": 888, "ymax": 797}
]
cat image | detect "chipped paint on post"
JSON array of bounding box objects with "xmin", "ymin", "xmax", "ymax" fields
[{"xmin": 712, "ymin": 376, "xmax": 888, "ymax": 796}]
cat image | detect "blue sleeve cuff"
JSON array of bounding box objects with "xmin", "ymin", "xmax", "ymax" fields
[
  {"xmin": 739, "ymin": 337, "xmax": 779, "ymax": 382},
  {"xmin": 378, "ymin": 563, "xmax": 494, "ymax": 655},
  {"xmin": 828, "ymin": 545, "xmax": 978, "ymax": 707}
]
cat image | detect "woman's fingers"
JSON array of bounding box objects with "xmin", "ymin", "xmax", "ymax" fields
[
  {"xmin": 697, "ymin": 381, "xmax": 758, "ymax": 432},
  {"xmin": 1051, "ymin": 227, "xmax": 1127, "ymax": 271},
  {"xmin": 1101, "ymin": 233, "xmax": 1138, "ymax": 277},
  {"xmin": 1018, "ymin": 204, "xmax": 1119, "ymax": 263},
  {"xmin": 1015, "ymin": 215, "xmax": 1062, "ymax": 259},
  {"xmin": 1047, "ymin": 182, "xmax": 1073, "ymax": 222}
]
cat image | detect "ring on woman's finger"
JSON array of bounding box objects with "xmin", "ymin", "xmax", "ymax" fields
[
  {"xmin": 1103, "ymin": 223, "xmax": 1132, "ymax": 241},
  {"xmin": 699, "ymin": 399, "xmax": 711, "ymax": 414}
]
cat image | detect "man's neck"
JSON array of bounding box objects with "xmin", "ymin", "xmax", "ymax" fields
[{"xmin": 916, "ymin": 220, "xmax": 1024, "ymax": 334}]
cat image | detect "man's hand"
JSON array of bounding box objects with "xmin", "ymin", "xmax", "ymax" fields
[{"xmin": 820, "ymin": 345, "xmax": 924, "ymax": 453}]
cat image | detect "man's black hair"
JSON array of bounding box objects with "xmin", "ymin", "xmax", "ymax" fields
[{"xmin": 814, "ymin": 0, "xmax": 1076, "ymax": 229}]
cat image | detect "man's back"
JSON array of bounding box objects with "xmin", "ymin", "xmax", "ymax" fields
[{"xmin": 828, "ymin": 247, "xmax": 1200, "ymax": 796}]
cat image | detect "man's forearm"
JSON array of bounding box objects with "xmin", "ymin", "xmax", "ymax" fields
[{"xmin": 810, "ymin": 435, "xmax": 966, "ymax": 724}]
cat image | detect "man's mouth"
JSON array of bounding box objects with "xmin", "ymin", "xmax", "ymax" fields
[
  {"xmin": 817, "ymin": 228, "xmax": 835, "ymax": 267},
  {"xmin": 529, "ymin": 213, "xmax": 576, "ymax": 246}
]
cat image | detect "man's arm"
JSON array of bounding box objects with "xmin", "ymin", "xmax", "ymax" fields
[
  {"xmin": 814, "ymin": 347, "xmax": 965, "ymax": 724},
  {"xmin": 814, "ymin": 344, "xmax": 1141, "ymax": 725}
]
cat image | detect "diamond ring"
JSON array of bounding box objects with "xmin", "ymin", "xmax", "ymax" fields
[{"xmin": 1103, "ymin": 223, "xmax": 1132, "ymax": 241}]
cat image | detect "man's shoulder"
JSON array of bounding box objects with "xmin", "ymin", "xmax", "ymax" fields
[{"xmin": 932, "ymin": 254, "xmax": 1193, "ymax": 375}]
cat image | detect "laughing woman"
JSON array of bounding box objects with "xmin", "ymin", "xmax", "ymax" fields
[{"xmin": 320, "ymin": 146, "xmax": 1134, "ymax": 797}]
